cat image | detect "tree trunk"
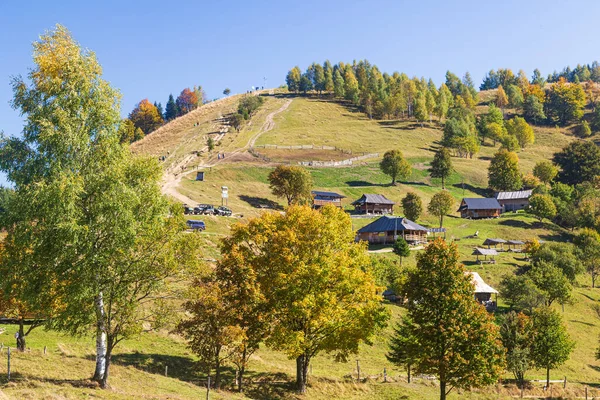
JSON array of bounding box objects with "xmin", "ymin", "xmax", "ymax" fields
[
  {"xmin": 238, "ymin": 347, "xmax": 247, "ymax": 392},
  {"xmin": 296, "ymin": 354, "xmax": 309, "ymax": 394},
  {"xmin": 439, "ymin": 215, "xmax": 443, "ymax": 228},
  {"xmin": 17, "ymin": 320, "xmax": 25, "ymax": 352},
  {"xmin": 215, "ymin": 356, "xmax": 221, "ymax": 390},
  {"xmin": 100, "ymin": 342, "xmax": 113, "ymax": 389},
  {"xmin": 546, "ymin": 367, "xmax": 550, "ymax": 388},
  {"xmin": 407, "ymin": 363, "xmax": 411, "ymax": 383},
  {"xmin": 93, "ymin": 292, "xmax": 107, "ymax": 382},
  {"xmin": 441, "ymin": 176, "xmax": 445, "ymax": 190},
  {"xmin": 592, "ymin": 271, "xmax": 596, "ymax": 288},
  {"xmin": 440, "ymin": 380, "xmax": 446, "ymax": 400}
]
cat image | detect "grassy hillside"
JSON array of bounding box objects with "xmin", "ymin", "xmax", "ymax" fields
[{"xmin": 4, "ymin": 92, "xmax": 599, "ymax": 399}]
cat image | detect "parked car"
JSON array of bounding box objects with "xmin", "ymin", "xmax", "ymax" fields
[
  {"xmin": 201, "ymin": 205, "xmax": 215, "ymax": 215},
  {"xmin": 186, "ymin": 220, "xmax": 206, "ymax": 231},
  {"xmin": 216, "ymin": 206, "xmax": 232, "ymax": 216},
  {"xmin": 183, "ymin": 204, "xmax": 194, "ymax": 215}
]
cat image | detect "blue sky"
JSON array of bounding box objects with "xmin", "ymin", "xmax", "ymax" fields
[{"xmin": 2, "ymin": 0, "xmax": 600, "ymax": 186}]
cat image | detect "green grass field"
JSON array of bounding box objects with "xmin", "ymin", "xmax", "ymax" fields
[{"xmin": 4, "ymin": 92, "xmax": 600, "ymax": 399}]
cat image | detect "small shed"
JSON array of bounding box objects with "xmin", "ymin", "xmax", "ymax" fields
[
  {"xmin": 495, "ymin": 190, "xmax": 533, "ymax": 212},
  {"xmin": 458, "ymin": 198, "xmax": 502, "ymax": 219},
  {"xmin": 311, "ymin": 191, "xmax": 345, "ymax": 209},
  {"xmin": 483, "ymin": 238, "xmax": 507, "ymax": 250},
  {"xmin": 196, "ymin": 171, "xmax": 205, "ymax": 181},
  {"xmin": 468, "ymin": 271, "xmax": 499, "ymax": 310},
  {"xmin": 472, "ymin": 248, "xmax": 498, "ymax": 264},
  {"xmin": 352, "ymin": 194, "xmax": 395, "ymax": 215}
]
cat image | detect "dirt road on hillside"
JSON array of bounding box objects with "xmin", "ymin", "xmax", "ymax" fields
[{"xmin": 161, "ymin": 98, "xmax": 293, "ymax": 204}]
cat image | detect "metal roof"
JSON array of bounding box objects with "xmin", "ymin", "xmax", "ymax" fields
[
  {"xmin": 483, "ymin": 238, "xmax": 507, "ymax": 245},
  {"xmin": 495, "ymin": 190, "xmax": 533, "ymax": 200},
  {"xmin": 507, "ymin": 240, "xmax": 525, "ymax": 245},
  {"xmin": 472, "ymin": 248, "xmax": 499, "ymax": 256},
  {"xmin": 458, "ymin": 198, "xmax": 502, "ymax": 211},
  {"xmin": 357, "ymin": 216, "xmax": 429, "ymax": 233},
  {"xmin": 468, "ymin": 272, "xmax": 499, "ymax": 294},
  {"xmin": 352, "ymin": 193, "xmax": 395, "ymax": 205},
  {"xmin": 311, "ymin": 190, "xmax": 345, "ymax": 199}
]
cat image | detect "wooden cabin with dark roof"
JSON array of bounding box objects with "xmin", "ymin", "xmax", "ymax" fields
[
  {"xmin": 311, "ymin": 191, "xmax": 345, "ymax": 209},
  {"xmin": 356, "ymin": 216, "xmax": 429, "ymax": 244},
  {"xmin": 352, "ymin": 194, "xmax": 395, "ymax": 214},
  {"xmin": 458, "ymin": 198, "xmax": 502, "ymax": 219}
]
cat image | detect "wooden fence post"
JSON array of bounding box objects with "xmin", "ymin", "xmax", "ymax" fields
[
  {"xmin": 43, "ymin": 346, "xmax": 47, "ymax": 355},
  {"xmin": 206, "ymin": 375, "xmax": 210, "ymax": 400},
  {"xmin": 356, "ymin": 360, "xmax": 360, "ymax": 382},
  {"xmin": 7, "ymin": 347, "xmax": 11, "ymax": 381},
  {"xmin": 585, "ymin": 386, "xmax": 588, "ymax": 399},
  {"xmin": 563, "ymin": 376, "xmax": 567, "ymax": 389},
  {"xmin": 165, "ymin": 365, "xmax": 168, "ymax": 377},
  {"xmin": 383, "ymin": 368, "xmax": 387, "ymax": 383}
]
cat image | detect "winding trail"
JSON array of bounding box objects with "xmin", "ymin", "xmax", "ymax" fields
[{"xmin": 161, "ymin": 98, "xmax": 293, "ymax": 204}]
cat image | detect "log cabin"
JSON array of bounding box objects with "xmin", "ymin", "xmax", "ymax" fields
[
  {"xmin": 311, "ymin": 191, "xmax": 345, "ymax": 209},
  {"xmin": 458, "ymin": 198, "xmax": 502, "ymax": 219},
  {"xmin": 352, "ymin": 194, "xmax": 395, "ymax": 214}
]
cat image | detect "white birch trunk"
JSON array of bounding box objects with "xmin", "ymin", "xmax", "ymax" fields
[{"xmin": 94, "ymin": 292, "xmax": 107, "ymax": 381}]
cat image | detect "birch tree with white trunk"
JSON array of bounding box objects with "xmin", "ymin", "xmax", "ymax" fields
[{"xmin": 0, "ymin": 25, "xmax": 204, "ymax": 388}]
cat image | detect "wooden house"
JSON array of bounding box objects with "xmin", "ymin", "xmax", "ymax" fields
[
  {"xmin": 356, "ymin": 216, "xmax": 429, "ymax": 245},
  {"xmin": 311, "ymin": 191, "xmax": 345, "ymax": 209},
  {"xmin": 458, "ymin": 198, "xmax": 502, "ymax": 219},
  {"xmin": 495, "ymin": 190, "xmax": 532, "ymax": 212},
  {"xmin": 352, "ymin": 194, "xmax": 395, "ymax": 214}
]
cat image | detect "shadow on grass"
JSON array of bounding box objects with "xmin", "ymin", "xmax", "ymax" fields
[
  {"xmin": 451, "ymin": 182, "xmax": 490, "ymax": 197},
  {"xmin": 0, "ymin": 372, "xmax": 99, "ymax": 388},
  {"xmin": 345, "ymin": 180, "xmax": 386, "ymax": 187},
  {"xmin": 498, "ymin": 219, "xmax": 531, "ymax": 229},
  {"xmin": 570, "ymin": 320, "xmax": 595, "ymax": 327},
  {"xmin": 238, "ymin": 195, "xmax": 284, "ymax": 211},
  {"xmin": 111, "ymin": 352, "xmax": 204, "ymax": 383}
]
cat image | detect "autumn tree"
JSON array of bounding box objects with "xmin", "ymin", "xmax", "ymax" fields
[
  {"xmin": 286, "ymin": 66, "xmax": 302, "ymax": 92},
  {"xmin": 118, "ymin": 118, "xmax": 136, "ymax": 144},
  {"xmin": 0, "ymin": 25, "xmax": 202, "ymax": 388},
  {"xmin": 528, "ymin": 194, "xmax": 557, "ymax": 222},
  {"xmin": 402, "ymin": 192, "xmax": 423, "ymax": 221},
  {"xmin": 533, "ymin": 160, "xmax": 558, "ymax": 184},
  {"xmin": 505, "ymin": 116, "xmax": 535, "ymax": 148},
  {"xmin": 506, "ymin": 84, "xmax": 524, "ymax": 108},
  {"xmin": 176, "ymin": 88, "xmax": 199, "ymax": 116},
  {"xmin": 530, "ymin": 307, "xmax": 575, "ymax": 388},
  {"xmin": 429, "ymin": 147, "xmax": 453, "ymax": 189},
  {"xmin": 428, "ymin": 190, "xmax": 455, "ymax": 228},
  {"xmin": 380, "ymin": 150, "xmax": 412, "ymax": 185},
  {"xmin": 488, "ymin": 149, "xmax": 522, "ymax": 191},
  {"xmin": 268, "ymin": 165, "xmax": 313, "ymax": 206},
  {"xmin": 393, "ymin": 239, "xmax": 505, "ymax": 400},
  {"xmin": 553, "ymin": 141, "xmax": 600, "ymax": 185},
  {"xmin": 500, "ymin": 312, "xmax": 534, "ymax": 389},
  {"xmin": 220, "ymin": 206, "xmax": 389, "ymax": 393},
  {"xmin": 496, "ymin": 85, "xmax": 509, "ymax": 113},
  {"xmin": 129, "ymin": 99, "xmax": 163, "ymax": 134},
  {"xmin": 545, "ymin": 78, "xmax": 586, "ymax": 125}
]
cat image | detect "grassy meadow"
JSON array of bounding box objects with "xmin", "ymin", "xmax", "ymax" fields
[{"xmin": 3, "ymin": 92, "xmax": 600, "ymax": 399}]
